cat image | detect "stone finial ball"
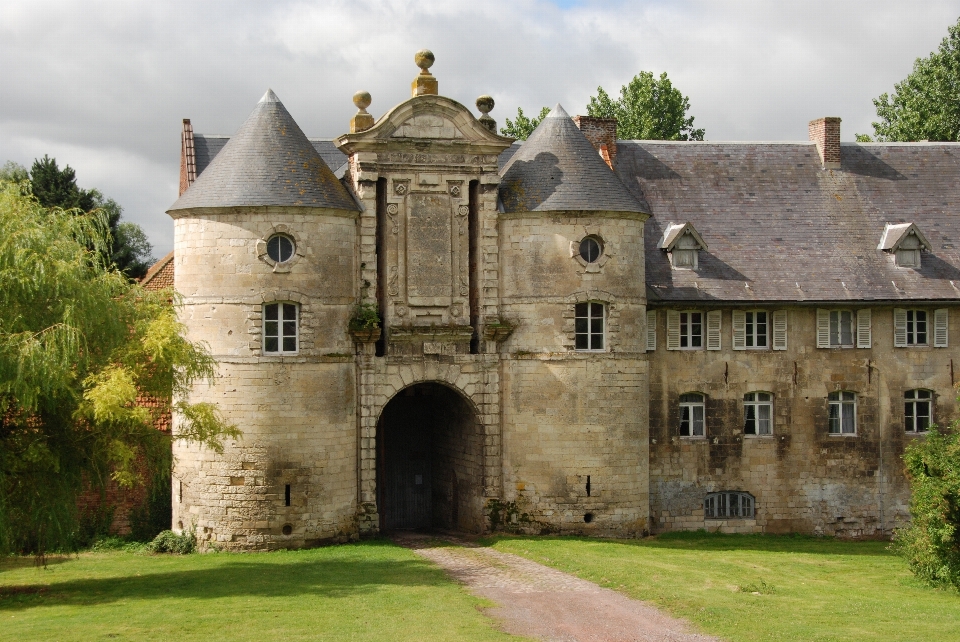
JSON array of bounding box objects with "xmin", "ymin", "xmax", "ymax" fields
[
  {"xmin": 353, "ymin": 91, "xmax": 372, "ymax": 111},
  {"xmin": 476, "ymin": 95, "xmax": 495, "ymax": 114},
  {"xmin": 414, "ymin": 49, "xmax": 435, "ymax": 72}
]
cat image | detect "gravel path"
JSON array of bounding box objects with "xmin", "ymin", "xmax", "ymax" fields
[{"xmin": 394, "ymin": 533, "xmax": 720, "ymax": 642}]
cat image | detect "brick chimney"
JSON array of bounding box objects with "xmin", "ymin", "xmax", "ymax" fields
[
  {"xmin": 573, "ymin": 115, "xmax": 618, "ymax": 169},
  {"xmin": 809, "ymin": 117, "xmax": 841, "ymax": 169},
  {"xmin": 179, "ymin": 119, "xmax": 196, "ymax": 196}
]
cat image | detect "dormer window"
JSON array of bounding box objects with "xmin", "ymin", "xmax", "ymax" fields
[
  {"xmin": 878, "ymin": 223, "xmax": 931, "ymax": 269},
  {"xmin": 659, "ymin": 222, "xmax": 707, "ymax": 270}
]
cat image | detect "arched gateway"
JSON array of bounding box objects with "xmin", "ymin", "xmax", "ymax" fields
[{"xmin": 377, "ymin": 382, "xmax": 484, "ymax": 532}]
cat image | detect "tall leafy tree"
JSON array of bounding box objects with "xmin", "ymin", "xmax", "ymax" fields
[
  {"xmin": 587, "ymin": 71, "xmax": 705, "ymax": 141},
  {"xmin": 0, "ymin": 183, "xmax": 238, "ymax": 555},
  {"xmin": 860, "ymin": 18, "xmax": 960, "ymax": 142},
  {"xmin": 501, "ymin": 106, "xmax": 551, "ymax": 140},
  {"xmin": 895, "ymin": 412, "xmax": 960, "ymax": 589},
  {"xmin": 17, "ymin": 156, "xmax": 155, "ymax": 279}
]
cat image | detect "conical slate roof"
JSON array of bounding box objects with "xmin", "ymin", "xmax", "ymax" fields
[
  {"xmin": 499, "ymin": 104, "xmax": 646, "ymax": 214},
  {"xmin": 169, "ymin": 90, "xmax": 358, "ymax": 212}
]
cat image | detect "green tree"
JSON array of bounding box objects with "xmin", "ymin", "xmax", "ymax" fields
[
  {"xmin": 17, "ymin": 156, "xmax": 155, "ymax": 279},
  {"xmin": 0, "ymin": 161, "xmax": 28, "ymax": 185},
  {"xmin": 861, "ymin": 18, "xmax": 960, "ymax": 142},
  {"xmin": 894, "ymin": 406, "xmax": 960, "ymax": 589},
  {"xmin": 0, "ymin": 183, "xmax": 238, "ymax": 556},
  {"xmin": 587, "ymin": 71, "xmax": 705, "ymax": 141},
  {"xmin": 501, "ymin": 106, "xmax": 551, "ymax": 140}
]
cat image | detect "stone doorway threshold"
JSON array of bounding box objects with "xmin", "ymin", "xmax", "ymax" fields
[{"xmin": 393, "ymin": 532, "xmax": 720, "ymax": 642}]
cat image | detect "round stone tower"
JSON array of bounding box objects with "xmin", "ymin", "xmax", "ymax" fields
[
  {"xmin": 167, "ymin": 90, "xmax": 361, "ymax": 550},
  {"xmin": 496, "ymin": 105, "xmax": 652, "ymax": 535}
]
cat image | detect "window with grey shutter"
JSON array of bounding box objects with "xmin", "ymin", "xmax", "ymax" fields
[
  {"xmin": 706, "ymin": 310, "xmax": 722, "ymax": 350},
  {"xmin": 856, "ymin": 309, "xmax": 872, "ymax": 348},
  {"xmin": 893, "ymin": 308, "xmax": 908, "ymax": 347},
  {"xmin": 816, "ymin": 309, "xmax": 830, "ymax": 348},
  {"xmin": 934, "ymin": 309, "xmax": 949, "ymax": 347},
  {"xmin": 772, "ymin": 310, "xmax": 788, "ymax": 350},
  {"xmin": 666, "ymin": 310, "xmax": 681, "ymax": 350},
  {"xmin": 646, "ymin": 310, "xmax": 657, "ymax": 351},
  {"xmin": 732, "ymin": 310, "xmax": 746, "ymax": 350}
]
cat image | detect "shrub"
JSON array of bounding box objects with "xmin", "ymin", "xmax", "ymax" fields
[
  {"xmin": 894, "ymin": 422, "xmax": 960, "ymax": 589},
  {"xmin": 147, "ymin": 528, "xmax": 196, "ymax": 555},
  {"xmin": 348, "ymin": 303, "xmax": 380, "ymax": 331}
]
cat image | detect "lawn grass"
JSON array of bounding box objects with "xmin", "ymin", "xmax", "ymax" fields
[
  {"xmin": 489, "ymin": 532, "xmax": 960, "ymax": 642},
  {"xmin": 0, "ymin": 539, "xmax": 527, "ymax": 642}
]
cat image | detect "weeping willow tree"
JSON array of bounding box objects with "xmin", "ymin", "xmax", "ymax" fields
[{"xmin": 0, "ymin": 181, "xmax": 238, "ymax": 555}]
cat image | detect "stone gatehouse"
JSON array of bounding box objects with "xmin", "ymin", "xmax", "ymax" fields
[{"xmin": 164, "ymin": 52, "xmax": 960, "ymax": 550}]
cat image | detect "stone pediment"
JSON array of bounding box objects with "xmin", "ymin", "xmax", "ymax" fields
[
  {"xmin": 391, "ymin": 114, "xmax": 464, "ymax": 139},
  {"xmin": 335, "ymin": 94, "xmax": 514, "ymax": 154}
]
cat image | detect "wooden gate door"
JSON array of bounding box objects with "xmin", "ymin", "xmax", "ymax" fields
[{"xmin": 380, "ymin": 395, "xmax": 432, "ymax": 530}]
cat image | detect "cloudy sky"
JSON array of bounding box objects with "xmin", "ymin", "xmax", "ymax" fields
[{"xmin": 2, "ymin": 0, "xmax": 958, "ymax": 258}]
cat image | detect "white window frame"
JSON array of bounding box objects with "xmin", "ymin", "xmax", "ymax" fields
[
  {"xmin": 679, "ymin": 311, "xmax": 703, "ymax": 349},
  {"xmin": 817, "ymin": 309, "xmax": 868, "ymax": 348},
  {"xmin": 704, "ymin": 492, "xmax": 755, "ymax": 519},
  {"xmin": 679, "ymin": 393, "xmax": 706, "ymax": 438},
  {"xmin": 904, "ymin": 389, "xmax": 932, "ymax": 434},
  {"xmin": 894, "ymin": 308, "xmax": 928, "ymax": 347},
  {"xmin": 575, "ymin": 301, "xmax": 605, "ymax": 351},
  {"xmin": 828, "ymin": 391, "xmax": 857, "ymax": 435},
  {"xmin": 743, "ymin": 392, "xmax": 773, "ymax": 436},
  {"xmin": 263, "ymin": 302, "xmax": 299, "ymax": 355},
  {"xmin": 733, "ymin": 310, "xmax": 769, "ymax": 350}
]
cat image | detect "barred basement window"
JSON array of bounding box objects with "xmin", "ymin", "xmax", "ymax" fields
[
  {"xmin": 263, "ymin": 303, "xmax": 298, "ymax": 354},
  {"xmin": 679, "ymin": 393, "xmax": 705, "ymax": 438},
  {"xmin": 743, "ymin": 392, "xmax": 773, "ymax": 436},
  {"xmin": 575, "ymin": 302, "xmax": 605, "ymax": 351},
  {"xmin": 828, "ymin": 391, "xmax": 857, "ymax": 435},
  {"xmin": 704, "ymin": 492, "xmax": 754, "ymax": 519},
  {"xmin": 905, "ymin": 389, "xmax": 932, "ymax": 433}
]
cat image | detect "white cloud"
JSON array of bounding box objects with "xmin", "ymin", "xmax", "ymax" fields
[{"xmin": 2, "ymin": 0, "xmax": 959, "ymax": 256}]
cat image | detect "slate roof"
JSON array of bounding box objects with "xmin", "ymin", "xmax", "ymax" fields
[
  {"xmin": 499, "ymin": 105, "xmax": 647, "ymax": 214},
  {"xmin": 169, "ymin": 90, "xmax": 357, "ymax": 212},
  {"xmin": 621, "ymin": 141, "xmax": 960, "ymax": 303}
]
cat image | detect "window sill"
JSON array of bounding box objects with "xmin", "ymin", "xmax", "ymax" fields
[
  {"xmin": 827, "ymin": 433, "xmax": 858, "ymax": 437},
  {"xmin": 905, "ymin": 431, "xmax": 929, "ymax": 437},
  {"xmin": 679, "ymin": 436, "xmax": 707, "ymax": 440},
  {"xmin": 743, "ymin": 434, "xmax": 774, "ymax": 439}
]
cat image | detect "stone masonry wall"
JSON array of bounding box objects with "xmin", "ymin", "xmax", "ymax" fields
[
  {"xmin": 498, "ymin": 211, "xmax": 650, "ymax": 535},
  {"xmin": 648, "ymin": 305, "xmax": 959, "ymax": 537},
  {"xmin": 172, "ymin": 208, "xmax": 360, "ymax": 550}
]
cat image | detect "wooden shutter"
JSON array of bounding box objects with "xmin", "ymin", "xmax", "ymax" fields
[
  {"xmin": 772, "ymin": 310, "xmax": 788, "ymax": 350},
  {"xmin": 646, "ymin": 310, "xmax": 657, "ymax": 351},
  {"xmin": 732, "ymin": 310, "xmax": 746, "ymax": 350},
  {"xmin": 706, "ymin": 310, "xmax": 722, "ymax": 350},
  {"xmin": 893, "ymin": 308, "xmax": 907, "ymax": 347},
  {"xmin": 666, "ymin": 310, "xmax": 681, "ymax": 350},
  {"xmin": 816, "ymin": 309, "xmax": 830, "ymax": 348},
  {"xmin": 857, "ymin": 309, "xmax": 872, "ymax": 348},
  {"xmin": 934, "ymin": 309, "xmax": 949, "ymax": 347}
]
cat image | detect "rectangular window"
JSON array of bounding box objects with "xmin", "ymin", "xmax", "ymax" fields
[
  {"xmin": 745, "ymin": 311, "xmax": 767, "ymax": 348},
  {"xmin": 905, "ymin": 389, "xmax": 932, "ymax": 433},
  {"xmin": 264, "ymin": 303, "xmax": 298, "ymax": 354},
  {"xmin": 680, "ymin": 312, "xmax": 702, "ymax": 348},
  {"xmin": 828, "ymin": 391, "xmax": 857, "ymax": 435},
  {"xmin": 679, "ymin": 393, "xmax": 705, "ymax": 437},
  {"xmin": 575, "ymin": 302, "xmax": 604, "ymax": 350},
  {"xmin": 830, "ymin": 311, "xmax": 854, "ymax": 347},
  {"xmin": 743, "ymin": 392, "xmax": 773, "ymax": 436}
]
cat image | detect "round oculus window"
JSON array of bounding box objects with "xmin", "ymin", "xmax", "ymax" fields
[
  {"xmin": 267, "ymin": 234, "xmax": 295, "ymax": 263},
  {"xmin": 579, "ymin": 236, "xmax": 603, "ymax": 263}
]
